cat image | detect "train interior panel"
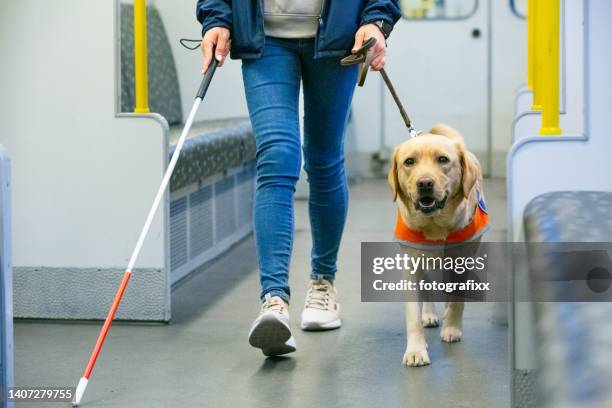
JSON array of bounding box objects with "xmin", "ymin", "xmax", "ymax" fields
[{"xmin": 0, "ymin": 0, "xmax": 610, "ymax": 407}]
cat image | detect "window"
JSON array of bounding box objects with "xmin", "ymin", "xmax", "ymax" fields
[
  {"xmin": 511, "ymin": 0, "xmax": 527, "ymax": 18},
  {"xmin": 400, "ymin": 0, "xmax": 478, "ymax": 20}
]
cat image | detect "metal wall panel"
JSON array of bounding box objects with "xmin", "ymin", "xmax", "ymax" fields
[
  {"xmin": 169, "ymin": 163, "xmax": 255, "ymax": 284},
  {"xmin": 189, "ymin": 186, "xmax": 214, "ymax": 258},
  {"xmin": 170, "ymin": 197, "xmax": 188, "ymax": 271}
]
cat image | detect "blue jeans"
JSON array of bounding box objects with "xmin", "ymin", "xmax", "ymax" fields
[{"xmin": 242, "ymin": 37, "xmax": 358, "ymax": 303}]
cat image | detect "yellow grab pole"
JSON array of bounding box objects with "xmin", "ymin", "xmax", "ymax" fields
[
  {"xmin": 527, "ymin": 0, "xmax": 536, "ymax": 89},
  {"xmin": 134, "ymin": 0, "xmax": 150, "ymax": 113},
  {"xmin": 539, "ymin": 0, "xmax": 562, "ymax": 135},
  {"xmin": 531, "ymin": 0, "xmax": 544, "ymax": 110}
]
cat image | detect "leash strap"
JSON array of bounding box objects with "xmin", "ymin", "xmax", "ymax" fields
[
  {"xmin": 340, "ymin": 37, "xmax": 377, "ymax": 86},
  {"xmin": 340, "ymin": 37, "xmax": 418, "ymax": 138}
]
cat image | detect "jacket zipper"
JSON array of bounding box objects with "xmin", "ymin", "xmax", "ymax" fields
[
  {"xmin": 318, "ymin": 0, "xmax": 327, "ymax": 31},
  {"xmin": 315, "ymin": 0, "xmax": 327, "ymax": 58},
  {"xmin": 258, "ymin": 0, "xmax": 266, "ymax": 53}
]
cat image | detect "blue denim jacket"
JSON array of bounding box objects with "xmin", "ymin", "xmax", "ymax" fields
[{"xmin": 196, "ymin": 0, "xmax": 402, "ymax": 59}]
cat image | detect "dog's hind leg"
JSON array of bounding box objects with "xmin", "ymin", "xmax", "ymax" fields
[
  {"xmin": 441, "ymin": 301, "xmax": 464, "ymax": 343},
  {"xmin": 403, "ymin": 302, "xmax": 430, "ymax": 367}
]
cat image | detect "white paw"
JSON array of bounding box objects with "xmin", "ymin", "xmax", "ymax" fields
[
  {"xmin": 440, "ymin": 325, "xmax": 463, "ymax": 343},
  {"xmin": 421, "ymin": 312, "xmax": 439, "ymax": 328},
  {"xmin": 402, "ymin": 344, "xmax": 430, "ymax": 367}
]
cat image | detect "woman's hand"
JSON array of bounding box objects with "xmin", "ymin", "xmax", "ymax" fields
[
  {"xmin": 201, "ymin": 27, "xmax": 231, "ymax": 74},
  {"xmin": 352, "ymin": 24, "xmax": 387, "ymax": 71}
]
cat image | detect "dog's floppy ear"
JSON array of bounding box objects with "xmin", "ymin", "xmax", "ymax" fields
[
  {"xmin": 458, "ymin": 145, "xmax": 480, "ymax": 198},
  {"xmin": 387, "ymin": 147, "xmax": 400, "ymax": 202},
  {"xmin": 430, "ymin": 124, "xmax": 464, "ymax": 144}
]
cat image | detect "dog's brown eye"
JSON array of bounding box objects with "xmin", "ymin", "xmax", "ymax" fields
[
  {"xmin": 437, "ymin": 156, "xmax": 450, "ymax": 164},
  {"xmin": 404, "ymin": 158, "xmax": 415, "ymax": 166}
]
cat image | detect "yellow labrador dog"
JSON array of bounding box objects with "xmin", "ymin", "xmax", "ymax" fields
[{"xmin": 387, "ymin": 124, "xmax": 489, "ymax": 367}]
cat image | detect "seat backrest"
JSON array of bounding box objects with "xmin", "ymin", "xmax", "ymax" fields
[{"xmin": 120, "ymin": 4, "xmax": 183, "ymax": 125}]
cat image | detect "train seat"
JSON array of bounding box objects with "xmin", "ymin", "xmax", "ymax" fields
[
  {"xmin": 523, "ymin": 191, "xmax": 612, "ymax": 407},
  {"xmin": 120, "ymin": 4, "xmax": 257, "ymax": 285},
  {"xmin": 524, "ymin": 191, "xmax": 612, "ymax": 242},
  {"xmin": 120, "ymin": 3, "xmax": 256, "ymax": 193},
  {"xmin": 168, "ymin": 118, "xmax": 255, "ymax": 193}
]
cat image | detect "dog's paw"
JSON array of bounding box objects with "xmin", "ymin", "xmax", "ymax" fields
[
  {"xmin": 440, "ymin": 325, "xmax": 463, "ymax": 343},
  {"xmin": 421, "ymin": 312, "xmax": 439, "ymax": 328},
  {"xmin": 402, "ymin": 344, "xmax": 430, "ymax": 367}
]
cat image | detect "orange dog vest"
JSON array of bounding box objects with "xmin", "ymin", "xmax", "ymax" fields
[{"xmin": 394, "ymin": 191, "xmax": 490, "ymax": 249}]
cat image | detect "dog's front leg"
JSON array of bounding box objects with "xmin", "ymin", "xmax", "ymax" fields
[
  {"xmin": 421, "ymin": 292, "xmax": 439, "ymax": 328},
  {"xmin": 441, "ymin": 301, "xmax": 464, "ymax": 343},
  {"xmin": 403, "ymin": 302, "xmax": 430, "ymax": 366}
]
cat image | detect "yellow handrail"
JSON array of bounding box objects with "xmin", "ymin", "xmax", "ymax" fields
[
  {"xmin": 134, "ymin": 0, "xmax": 150, "ymax": 113},
  {"xmin": 527, "ymin": 0, "xmax": 535, "ymax": 89},
  {"xmin": 539, "ymin": 0, "xmax": 562, "ymax": 135},
  {"xmin": 531, "ymin": 0, "xmax": 544, "ymax": 110},
  {"xmin": 405, "ymin": 0, "xmax": 435, "ymax": 19}
]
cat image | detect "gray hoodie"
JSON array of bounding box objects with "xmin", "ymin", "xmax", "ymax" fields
[{"xmin": 263, "ymin": 0, "xmax": 325, "ymax": 39}]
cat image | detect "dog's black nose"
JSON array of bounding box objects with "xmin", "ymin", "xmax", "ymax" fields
[{"xmin": 416, "ymin": 178, "xmax": 434, "ymax": 190}]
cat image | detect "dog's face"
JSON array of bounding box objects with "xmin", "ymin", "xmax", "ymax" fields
[{"xmin": 388, "ymin": 126, "xmax": 478, "ymax": 217}]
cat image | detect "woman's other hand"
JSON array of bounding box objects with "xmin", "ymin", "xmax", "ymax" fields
[
  {"xmin": 201, "ymin": 27, "xmax": 231, "ymax": 74},
  {"xmin": 352, "ymin": 24, "xmax": 386, "ymax": 71}
]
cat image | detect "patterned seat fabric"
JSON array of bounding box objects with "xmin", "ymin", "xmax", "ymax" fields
[
  {"xmin": 120, "ymin": 5, "xmax": 256, "ymax": 190},
  {"xmin": 524, "ymin": 191, "xmax": 612, "ymax": 242},
  {"xmin": 523, "ymin": 191, "xmax": 612, "ymax": 408},
  {"xmin": 120, "ymin": 4, "xmax": 183, "ymax": 125},
  {"xmin": 169, "ymin": 118, "xmax": 256, "ymax": 192}
]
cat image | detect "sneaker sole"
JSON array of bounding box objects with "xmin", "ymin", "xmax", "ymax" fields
[
  {"xmin": 248, "ymin": 314, "xmax": 296, "ymax": 356},
  {"xmin": 300, "ymin": 318, "xmax": 342, "ymax": 331}
]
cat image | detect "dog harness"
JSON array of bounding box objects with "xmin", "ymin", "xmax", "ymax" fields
[{"xmin": 394, "ymin": 191, "xmax": 490, "ymax": 249}]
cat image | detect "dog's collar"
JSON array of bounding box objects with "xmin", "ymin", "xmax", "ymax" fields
[{"xmin": 393, "ymin": 193, "xmax": 490, "ymax": 248}]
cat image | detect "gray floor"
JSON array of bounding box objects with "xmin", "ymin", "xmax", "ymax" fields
[{"xmin": 14, "ymin": 178, "xmax": 510, "ymax": 408}]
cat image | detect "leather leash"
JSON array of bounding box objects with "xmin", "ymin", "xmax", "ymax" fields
[{"xmin": 341, "ymin": 37, "xmax": 419, "ymax": 138}]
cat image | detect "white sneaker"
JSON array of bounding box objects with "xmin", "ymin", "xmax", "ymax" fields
[
  {"xmin": 248, "ymin": 294, "xmax": 296, "ymax": 356},
  {"xmin": 300, "ymin": 279, "xmax": 341, "ymax": 331}
]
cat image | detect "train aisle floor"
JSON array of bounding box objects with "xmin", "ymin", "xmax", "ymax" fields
[{"xmin": 14, "ymin": 178, "xmax": 509, "ymax": 408}]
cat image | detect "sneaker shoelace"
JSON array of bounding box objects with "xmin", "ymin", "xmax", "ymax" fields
[
  {"xmin": 262, "ymin": 295, "xmax": 286, "ymax": 314},
  {"xmin": 304, "ymin": 281, "xmax": 332, "ymax": 310}
]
